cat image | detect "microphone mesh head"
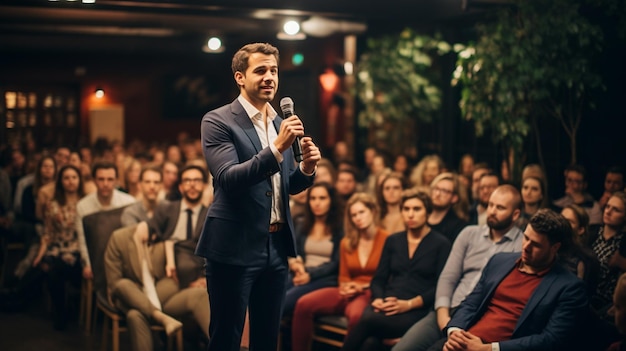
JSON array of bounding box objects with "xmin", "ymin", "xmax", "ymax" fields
[{"xmin": 280, "ymin": 97, "xmax": 293, "ymax": 113}]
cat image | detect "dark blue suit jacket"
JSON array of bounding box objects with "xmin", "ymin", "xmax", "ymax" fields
[
  {"xmin": 195, "ymin": 98, "xmax": 314, "ymax": 266},
  {"xmin": 447, "ymin": 252, "xmax": 588, "ymax": 351}
]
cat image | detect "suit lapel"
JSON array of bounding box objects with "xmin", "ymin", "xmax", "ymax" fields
[
  {"xmin": 514, "ymin": 266, "xmax": 559, "ymax": 331},
  {"xmin": 232, "ymin": 101, "xmax": 263, "ymax": 153},
  {"xmin": 126, "ymin": 233, "xmax": 142, "ymax": 282}
]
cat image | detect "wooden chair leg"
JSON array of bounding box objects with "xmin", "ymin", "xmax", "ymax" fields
[
  {"xmin": 101, "ymin": 315, "xmax": 108, "ymax": 351},
  {"xmin": 112, "ymin": 319, "xmax": 120, "ymax": 351}
]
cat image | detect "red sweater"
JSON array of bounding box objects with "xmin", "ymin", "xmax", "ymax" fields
[
  {"xmin": 468, "ymin": 262, "xmax": 548, "ymax": 342},
  {"xmin": 338, "ymin": 228, "xmax": 388, "ymax": 286}
]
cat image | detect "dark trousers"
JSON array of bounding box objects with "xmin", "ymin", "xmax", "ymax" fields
[
  {"xmin": 44, "ymin": 256, "xmax": 82, "ymax": 329},
  {"xmin": 206, "ymin": 232, "xmax": 289, "ymax": 351},
  {"xmin": 342, "ymin": 305, "xmax": 430, "ymax": 351}
]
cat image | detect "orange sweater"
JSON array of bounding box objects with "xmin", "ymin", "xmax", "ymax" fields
[{"xmin": 338, "ymin": 228, "xmax": 389, "ymax": 286}]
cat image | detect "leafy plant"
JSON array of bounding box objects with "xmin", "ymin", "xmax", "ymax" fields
[
  {"xmin": 454, "ymin": 0, "xmax": 604, "ymax": 181},
  {"xmin": 355, "ymin": 28, "xmax": 452, "ymax": 154}
]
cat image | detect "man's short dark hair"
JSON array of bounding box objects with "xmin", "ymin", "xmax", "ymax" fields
[
  {"xmin": 528, "ymin": 208, "xmax": 573, "ymax": 245},
  {"xmin": 401, "ymin": 189, "xmax": 433, "ymax": 215},
  {"xmin": 179, "ymin": 164, "xmax": 208, "ymax": 183},
  {"xmin": 140, "ymin": 165, "xmax": 163, "ymax": 181},
  {"xmin": 231, "ymin": 43, "xmax": 279, "ymax": 75},
  {"xmin": 92, "ymin": 161, "xmax": 118, "ymax": 179},
  {"xmin": 607, "ymin": 166, "xmax": 625, "ymax": 178},
  {"xmin": 564, "ymin": 164, "xmax": 587, "ymax": 182}
]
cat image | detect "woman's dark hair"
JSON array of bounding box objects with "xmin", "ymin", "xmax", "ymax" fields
[
  {"xmin": 302, "ymin": 182, "xmax": 342, "ymax": 239},
  {"xmin": 53, "ymin": 165, "xmax": 85, "ymax": 206},
  {"xmin": 34, "ymin": 156, "xmax": 56, "ymax": 195}
]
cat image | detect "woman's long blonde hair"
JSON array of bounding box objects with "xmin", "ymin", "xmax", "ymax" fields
[{"xmin": 343, "ymin": 192, "xmax": 380, "ymax": 252}]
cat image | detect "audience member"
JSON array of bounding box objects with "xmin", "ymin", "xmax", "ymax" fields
[
  {"xmin": 76, "ymin": 162, "xmax": 137, "ymax": 280},
  {"xmin": 393, "ymin": 154, "xmax": 412, "ymax": 179},
  {"xmin": 409, "ymin": 155, "xmax": 444, "ymax": 191},
  {"xmin": 560, "ymin": 204, "xmax": 600, "ymax": 297},
  {"xmin": 121, "ymin": 165, "xmax": 164, "ymax": 227},
  {"xmin": 148, "ymin": 165, "xmax": 208, "ymax": 289},
  {"xmin": 378, "ymin": 172, "xmax": 408, "ymax": 234},
  {"xmin": 104, "ymin": 222, "xmax": 183, "ymax": 350},
  {"xmin": 469, "ymin": 163, "xmax": 489, "ymax": 203},
  {"xmin": 427, "ymin": 172, "xmax": 469, "ymax": 243},
  {"xmin": 517, "ymin": 176, "xmax": 548, "ymax": 230},
  {"xmin": 363, "ymin": 154, "xmax": 389, "ymax": 195},
  {"xmin": 283, "ymin": 182, "xmax": 343, "ymax": 316},
  {"xmin": 342, "ymin": 190, "xmax": 451, "ymax": 351},
  {"xmin": 553, "ymin": 164, "xmax": 603, "ymax": 225},
  {"xmin": 607, "ymin": 273, "xmax": 626, "ymax": 351},
  {"xmin": 393, "ymin": 185, "xmax": 523, "ymax": 351},
  {"xmin": 431, "ymin": 209, "xmax": 588, "ymax": 351},
  {"xmin": 160, "ymin": 161, "xmax": 180, "ymax": 201},
  {"xmin": 33, "ymin": 165, "xmax": 85, "ymax": 330},
  {"xmin": 315, "ymin": 158, "xmax": 337, "ymax": 185},
  {"xmin": 468, "ymin": 172, "xmax": 499, "ymax": 225},
  {"xmin": 122, "ymin": 159, "xmax": 142, "ymax": 199},
  {"xmin": 335, "ymin": 168, "xmax": 359, "ymax": 204},
  {"xmin": 290, "ymin": 192, "xmax": 388, "ymax": 351},
  {"xmin": 591, "ymin": 191, "xmax": 626, "ymax": 315},
  {"xmin": 600, "ymin": 167, "xmax": 625, "ymax": 209}
]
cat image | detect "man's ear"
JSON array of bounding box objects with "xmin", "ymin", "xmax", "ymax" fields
[
  {"xmin": 234, "ymin": 71, "xmax": 244, "ymax": 86},
  {"xmin": 451, "ymin": 194, "xmax": 459, "ymax": 205}
]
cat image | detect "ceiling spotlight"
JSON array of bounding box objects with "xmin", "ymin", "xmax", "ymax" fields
[
  {"xmin": 207, "ymin": 37, "xmax": 222, "ymax": 51},
  {"xmin": 82, "ymin": 0, "xmax": 96, "ymax": 3},
  {"xmin": 283, "ymin": 20, "xmax": 300, "ymax": 35},
  {"xmin": 95, "ymin": 87, "xmax": 104, "ymax": 98}
]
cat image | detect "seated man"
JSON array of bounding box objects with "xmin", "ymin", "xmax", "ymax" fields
[
  {"xmin": 553, "ymin": 164, "xmax": 602, "ymax": 226},
  {"xmin": 121, "ymin": 165, "xmax": 164, "ymax": 226},
  {"xmin": 432, "ymin": 209, "xmax": 588, "ymax": 351},
  {"xmin": 105, "ymin": 222, "xmax": 210, "ymax": 351}
]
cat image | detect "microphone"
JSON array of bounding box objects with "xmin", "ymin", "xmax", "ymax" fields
[{"xmin": 279, "ymin": 97, "xmax": 303, "ymax": 162}]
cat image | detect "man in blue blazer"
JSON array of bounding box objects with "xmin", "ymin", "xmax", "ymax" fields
[
  {"xmin": 439, "ymin": 209, "xmax": 588, "ymax": 351},
  {"xmin": 195, "ymin": 42, "xmax": 321, "ymax": 351}
]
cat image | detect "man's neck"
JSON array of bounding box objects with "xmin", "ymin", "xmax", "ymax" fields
[
  {"xmin": 183, "ymin": 199, "xmax": 201, "ymax": 210},
  {"xmin": 97, "ymin": 193, "xmax": 113, "ymax": 207},
  {"xmin": 490, "ymin": 225, "xmax": 513, "ymax": 242},
  {"xmin": 520, "ymin": 258, "xmax": 555, "ymax": 275},
  {"xmin": 142, "ymin": 198, "xmax": 157, "ymax": 212}
]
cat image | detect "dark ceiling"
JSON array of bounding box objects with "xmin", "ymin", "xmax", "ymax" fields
[{"xmin": 0, "ymin": 0, "xmax": 504, "ymax": 55}]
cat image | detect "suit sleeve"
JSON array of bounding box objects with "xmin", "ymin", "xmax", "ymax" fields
[
  {"xmin": 446, "ymin": 254, "xmax": 501, "ymax": 331},
  {"xmin": 202, "ymin": 111, "xmax": 281, "ymax": 193},
  {"xmin": 104, "ymin": 232, "xmax": 124, "ymax": 295},
  {"xmin": 498, "ymin": 279, "xmax": 588, "ymax": 351}
]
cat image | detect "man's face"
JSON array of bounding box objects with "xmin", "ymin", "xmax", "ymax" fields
[
  {"xmin": 235, "ymin": 53, "xmax": 278, "ymax": 109},
  {"xmin": 478, "ymin": 175, "xmax": 499, "ymax": 207},
  {"xmin": 521, "ymin": 224, "xmax": 560, "ymax": 270},
  {"xmin": 178, "ymin": 169, "xmax": 205, "ymax": 205},
  {"xmin": 402, "ymin": 197, "xmax": 428, "ymax": 231},
  {"xmin": 139, "ymin": 170, "xmax": 163, "ymax": 202},
  {"xmin": 335, "ymin": 172, "xmax": 357, "ymax": 196},
  {"xmin": 55, "ymin": 147, "xmax": 70, "ymax": 167},
  {"xmin": 162, "ymin": 163, "xmax": 178, "ymax": 188},
  {"xmin": 430, "ymin": 179, "xmax": 457, "ymax": 210},
  {"xmin": 605, "ymin": 172, "xmax": 624, "ymax": 193},
  {"xmin": 471, "ymin": 168, "xmax": 489, "ymax": 199},
  {"xmin": 564, "ymin": 170, "xmax": 585, "ymax": 195},
  {"xmin": 486, "ymin": 189, "xmax": 519, "ymax": 231},
  {"xmin": 94, "ymin": 168, "xmax": 117, "ymax": 200}
]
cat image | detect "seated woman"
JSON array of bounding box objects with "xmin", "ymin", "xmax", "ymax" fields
[
  {"xmin": 592, "ymin": 191, "xmax": 626, "ymax": 316},
  {"xmin": 341, "ymin": 190, "xmax": 451, "ymax": 351},
  {"xmin": 560, "ymin": 204, "xmax": 600, "ymax": 297},
  {"xmin": 283, "ymin": 182, "xmax": 344, "ymax": 316},
  {"xmin": 291, "ymin": 192, "xmax": 389, "ymax": 351},
  {"xmin": 33, "ymin": 165, "xmax": 86, "ymax": 330},
  {"xmin": 517, "ymin": 176, "xmax": 548, "ymax": 230},
  {"xmin": 378, "ymin": 172, "xmax": 408, "ymax": 234}
]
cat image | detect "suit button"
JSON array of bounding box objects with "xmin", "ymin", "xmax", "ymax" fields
[{"xmin": 266, "ymin": 191, "xmax": 272, "ymax": 197}]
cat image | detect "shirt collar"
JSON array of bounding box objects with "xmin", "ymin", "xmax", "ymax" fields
[
  {"xmin": 482, "ymin": 225, "xmax": 522, "ymax": 242},
  {"xmin": 180, "ymin": 201, "xmax": 202, "ymax": 213},
  {"xmin": 237, "ymin": 94, "xmax": 278, "ymax": 122}
]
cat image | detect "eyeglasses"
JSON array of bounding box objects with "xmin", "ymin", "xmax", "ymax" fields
[
  {"xmin": 432, "ymin": 186, "xmax": 454, "ymax": 195},
  {"xmin": 181, "ymin": 178, "xmax": 204, "ymax": 185}
]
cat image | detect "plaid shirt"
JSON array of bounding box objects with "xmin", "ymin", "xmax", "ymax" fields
[{"xmin": 592, "ymin": 227, "xmax": 625, "ymax": 307}]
